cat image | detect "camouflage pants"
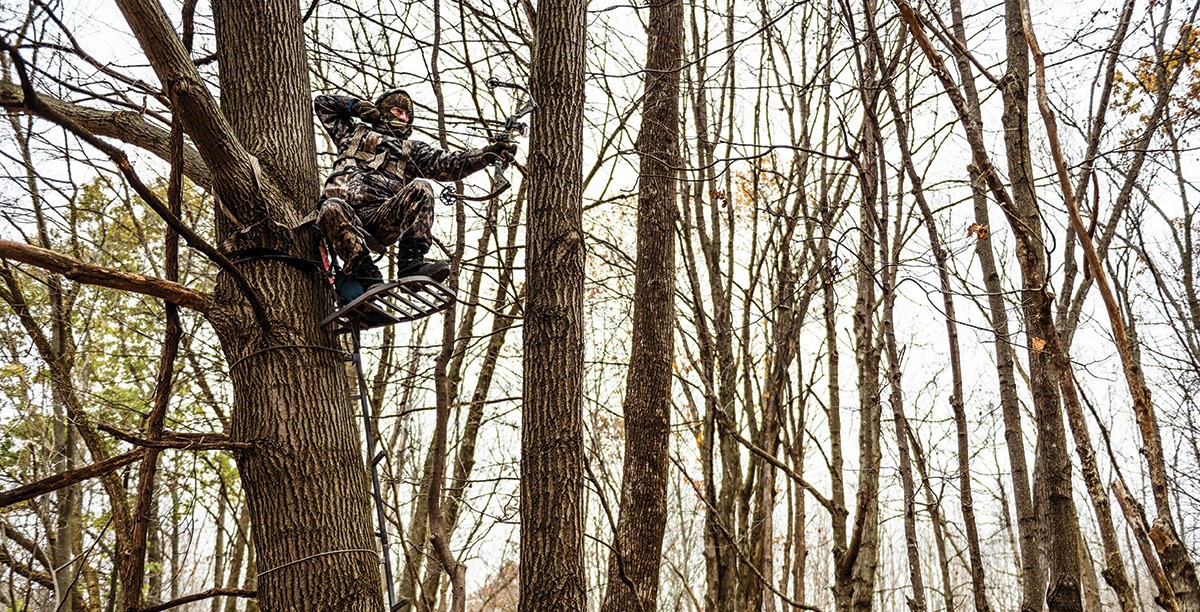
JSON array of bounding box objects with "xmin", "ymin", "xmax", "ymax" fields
[{"xmin": 317, "ymin": 179, "xmax": 435, "ymax": 273}]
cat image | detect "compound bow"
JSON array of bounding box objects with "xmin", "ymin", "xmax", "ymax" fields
[{"xmin": 441, "ymin": 77, "xmax": 538, "ymax": 203}]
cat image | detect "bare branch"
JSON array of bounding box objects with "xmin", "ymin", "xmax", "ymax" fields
[
  {"xmin": 0, "ymin": 548, "xmax": 55, "ymax": 590},
  {"xmin": 1, "ymin": 41, "xmax": 272, "ymax": 331},
  {"xmin": 0, "ymin": 239, "xmax": 212, "ymax": 314},
  {"xmin": 137, "ymin": 588, "xmax": 256, "ymax": 612},
  {"xmin": 0, "ymin": 449, "xmax": 147, "ymax": 509},
  {"xmin": 725, "ymin": 422, "xmax": 834, "ymax": 513},
  {"xmin": 98, "ymin": 423, "xmax": 251, "ymax": 451},
  {"xmin": 0, "ymin": 82, "xmax": 213, "ymax": 189},
  {"xmin": 0, "ymin": 522, "xmax": 52, "ymax": 572},
  {"xmin": 113, "ymin": 0, "xmax": 286, "ymax": 221}
]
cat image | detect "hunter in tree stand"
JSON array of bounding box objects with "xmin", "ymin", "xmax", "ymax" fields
[{"xmin": 315, "ymin": 88, "xmax": 517, "ymax": 303}]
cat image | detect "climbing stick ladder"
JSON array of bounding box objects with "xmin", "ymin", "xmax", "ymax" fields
[
  {"xmin": 323, "ymin": 275, "xmax": 455, "ymax": 611},
  {"xmin": 348, "ymin": 326, "xmax": 399, "ymax": 610}
]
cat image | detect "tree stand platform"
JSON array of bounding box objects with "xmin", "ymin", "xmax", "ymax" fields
[{"xmin": 320, "ymin": 276, "xmax": 455, "ymax": 333}]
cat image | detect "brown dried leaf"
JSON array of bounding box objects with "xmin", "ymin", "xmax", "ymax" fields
[
  {"xmin": 968, "ymin": 222, "xmax": 990, "ymax": 240},
  {"xmin": 1032, "ymin": 337, "xmax": 1047, "ymax": 353}
]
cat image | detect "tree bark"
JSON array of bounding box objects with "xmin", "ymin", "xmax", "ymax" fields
[
  {"xmin": 880, "ymin": 187, "xmax": 926, "ymax": 612},
  {"xmin": 598, "ymin": 0, "xmax": 681, "ymax": 609},
  {"xmin": 1113, "ymin": 478, "xmax": 1180, "ymax": 610},
  {"xmin": 681, "ymin": 0, "xmax": 745, "ymax": 605},
  {"xmin": 520, "ymin": 0, "xmax": 588, "ymax": 607},
  {"xmin": 110, "ymin": 0, "xmax": 386, "ymax": 608}
]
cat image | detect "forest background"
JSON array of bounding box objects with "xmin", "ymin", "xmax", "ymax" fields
[{"xmin": 1, "ymin": 0, "xmax": 1199, "ymax": 610}]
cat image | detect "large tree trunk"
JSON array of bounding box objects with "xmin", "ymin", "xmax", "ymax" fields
[
  {"xmin": 211, "ymin": 1, "xmax": 382, "ymax": 608},
  {"xmin": 599, "ymin": 0, "xmax": 681, "ymax": 608},
  {"xmin": 111, "ymin": 0, "xmax": 387, "ymax": 608},
  {"xmin": 520, "ymin": 0, "xmax": 588, "ymax": 607}
]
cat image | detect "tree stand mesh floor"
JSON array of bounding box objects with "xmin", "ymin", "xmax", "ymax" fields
[{"xmin": 321, "ymin": 276, "xmax": 455, "ymax": 333}]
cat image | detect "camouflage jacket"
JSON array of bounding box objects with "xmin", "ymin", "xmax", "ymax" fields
[{"xmin": 315, "ymin": 94, "xmax": 491, "ymax": 203}]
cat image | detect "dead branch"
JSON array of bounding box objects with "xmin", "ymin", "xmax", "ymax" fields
[
  {"xmin": 0, "ymin": 449, "xmax": 146, "ymax": 509},
  {"xmin": 0, "ymin": 239, "xmax": 212, "ymax": 314},
  {"xmin": 0, "ymin": 521, "xmax": 52, "ymax": 572},
  {"xmin": 137, "ymin": 588, "xmax": 256, "ymax": 612},
  {"xmin": 1112, "ymin": 479, "xmax": 1179, "ymax": 611},
  {"xmin": 98, "ymin": 424, "xmax": 250, "ymax": 451}
]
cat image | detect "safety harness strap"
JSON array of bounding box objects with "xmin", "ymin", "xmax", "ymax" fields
[{"xmin": 228, "ymin": 247, "xmax": 325, "ymax": 275}]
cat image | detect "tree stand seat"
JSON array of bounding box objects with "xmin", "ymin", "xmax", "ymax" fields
[{"xmin": 321, "ymin": 276, "xmax": 455, "ymax": 333}]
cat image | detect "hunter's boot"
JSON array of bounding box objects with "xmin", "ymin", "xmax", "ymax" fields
[
  {"xmin": 394, "ymin": 242, "xmax": 450, "ymax": 282},
  {"xmin": 334, "ymin": 253, "xmax": 384, "ymax": 305}
]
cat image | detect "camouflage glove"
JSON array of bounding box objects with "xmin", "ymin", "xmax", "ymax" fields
[
  {"xmin": 482, "ymin": 140, "xmax": 518, "ymax": 164},
  {"xmin": 353, "ymin": 99, "xmax": 381, "ymax": 125}
]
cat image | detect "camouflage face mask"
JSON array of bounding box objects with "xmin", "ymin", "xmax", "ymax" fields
[{"xmin": 374, "ymin": 89, "xmax": 414, "ymax": 135}]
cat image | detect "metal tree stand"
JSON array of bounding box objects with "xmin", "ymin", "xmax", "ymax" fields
[{"xmin": 324, "ymin": 275, "xmax": 455, "ymax": 611}]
